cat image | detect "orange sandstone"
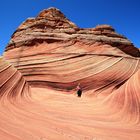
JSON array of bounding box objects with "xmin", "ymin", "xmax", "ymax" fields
[{"xmin": 0, "ymin": 7, "xmax": 140, "ymax": 140}]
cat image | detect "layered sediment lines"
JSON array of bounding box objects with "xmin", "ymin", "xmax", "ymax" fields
[
  {"xmin": 1, "ymin": 7, "xmax": 140, "ymax": 140},
  {"xmin": 0, "ymin": 57, "xmax": 30, "ymax": 100},
  {"xmin": 4, "ymin": 41, "xmax": 140, "ymax": 93}
]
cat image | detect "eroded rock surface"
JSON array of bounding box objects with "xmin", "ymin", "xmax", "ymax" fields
[
  {"xmin": 1, "ymin": 7, "xmax": 140, "ymax": 140},
  {"xmin": 6, "ymin": 7, "xmax": 140, "ymax": 57}
]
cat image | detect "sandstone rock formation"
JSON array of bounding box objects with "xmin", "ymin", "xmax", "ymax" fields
[{"xmin": 0, "ymin": 7, "xmax": 140, "ymax": 140}]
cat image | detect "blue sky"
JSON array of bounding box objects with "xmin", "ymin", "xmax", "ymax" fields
[{"xmin": 0, "ymin": 0, "xmax": 140, "ymax": 54}]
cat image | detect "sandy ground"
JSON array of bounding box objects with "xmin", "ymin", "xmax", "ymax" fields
[{"xmin": 1, "ymin": 86, "xmax": 139, "ymax": 140}]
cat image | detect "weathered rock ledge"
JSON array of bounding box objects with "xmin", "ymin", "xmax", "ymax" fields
[{"xmin": 6, "ymin": 7, "xmax": 140, "ymax": 57}]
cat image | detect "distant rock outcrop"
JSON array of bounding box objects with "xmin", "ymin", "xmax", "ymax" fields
[{"xmin": 6, "ymin": 7, "xmax": 140, "ymax": 57}]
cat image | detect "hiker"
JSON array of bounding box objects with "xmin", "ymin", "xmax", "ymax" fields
[{"xmin": 76, "ymin": 83, "xmax": 82, "ymax": 97}]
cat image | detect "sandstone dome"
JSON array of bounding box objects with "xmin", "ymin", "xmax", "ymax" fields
[{"xmin": 0, "ymin": 7, "xmax": 140, "ymax": 140}]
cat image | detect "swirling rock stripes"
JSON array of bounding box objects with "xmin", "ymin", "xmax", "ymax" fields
[
  {"xmin": 0, "ymin": 57, "xmax": 30, "ymax": 100},
  {"xmin": 0, "ymin": 7, "xmax": 140, "ymax": 140}
]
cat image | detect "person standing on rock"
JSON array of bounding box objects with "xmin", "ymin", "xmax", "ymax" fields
[{"xmin": 76, "ymin": 83, "xmax": 82, "ymax": 97}]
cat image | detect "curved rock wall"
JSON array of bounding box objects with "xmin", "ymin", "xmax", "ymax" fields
[{"xmin": 0, "ymin": 7, "xmax": 140, "ymax": 140}]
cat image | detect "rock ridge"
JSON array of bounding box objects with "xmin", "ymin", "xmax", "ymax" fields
[{"xmin": 5, "ymin": 7, "xmax": 140, "ymax": 57}]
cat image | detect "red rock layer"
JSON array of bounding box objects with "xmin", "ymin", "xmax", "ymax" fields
[
  {"xmin": 1, "ymin": 7, "xmax": 140, "ymax": 140},
  {"xmin": 5, "ymin": 8, "xmax": 140, "ymax": 57},
  {"xmin": 0, "ymin": 57, "xmax": 30, "ymax": 100},
  {"xmin": 104, "ymin": 69, "xmax": 140, "ymax": 123},
  {"xmin": 4, "ymin": 41, "xmax": 140, "ymax": 93}
]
